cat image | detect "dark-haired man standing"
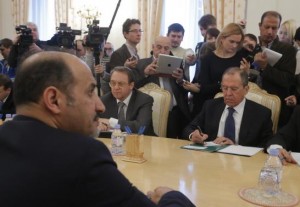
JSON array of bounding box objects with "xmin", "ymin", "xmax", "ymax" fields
[
  {"xmin": 107, "ymin": 18, "xmax": 142, "ymax": 73},
  {"xmin": 254, "ymin": 11, "xmax": 297, "ymax": 128}
]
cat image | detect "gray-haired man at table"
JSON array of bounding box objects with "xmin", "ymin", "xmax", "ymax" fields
[{"xmin": 182, "ymin": 67, "xmax": 273, "ymax": 147}]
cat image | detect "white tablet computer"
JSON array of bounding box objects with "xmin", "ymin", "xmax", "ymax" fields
[{"xmin": 157, "ymin": 54, "xmax": 183, "ymax": 74}]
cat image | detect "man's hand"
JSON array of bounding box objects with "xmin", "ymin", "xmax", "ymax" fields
[
  {"xmin": 144, "ymin": 59, "xmax": 158, "ymax": 75},
  {"xmin": 124, "ymin": 56, "xmax": 138, "ymax": 69},
  {"xmin": 278, "ymin": 149, "xmax": 297, "ymax": 165},
  {"xmin": 98, "ymin": 118, "xmax": 110, "ymax": 132},
  {"xmin": 285, "ymin": 95, "xmax": 297, "ymax": 106},
  {"xmin": 254, "ymin": 52, "xmax": 268, "ymax": 70},
  {"xmin": 182, "ymin": 81, "xmax": 200, "ymax": 93},
  {"xmin": 94, "ymin": 64, "xmax": 105, "ymax": 76},
  {"xmin": 172, "ymin": 68, "xmax": 184, "ymax": 80},
  {"xmin": 146, "ymin": 186, "xmax": 174, "ymax": 204},
  {"xmin": 190, "ymin": 129, "xmax": 208, "ymax": 144},
  {"xmin": 213, "ymin": 136, "xmax": 235, "ymax": 145}
]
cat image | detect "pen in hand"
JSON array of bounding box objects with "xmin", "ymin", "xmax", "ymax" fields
[
  {"xmin": 196, "ymin": 126, "xmax": 206, "ymax": 144},
  {"xmin": 197, "ymin": 126, "xmax": 203, "ymax": 134}
]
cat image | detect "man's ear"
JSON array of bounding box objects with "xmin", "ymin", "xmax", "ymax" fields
[{"xmin": 42, "ymin": 86, "xmax": 63, "ymax": 114}]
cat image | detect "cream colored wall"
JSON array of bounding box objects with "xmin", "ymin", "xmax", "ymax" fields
[
  {"xmin": 245, "ymin": 0, "xmax": 300, "ymax": 36},
  {"xmin": 0, "ymin": 0, "xmax": 15, "ymax": 40}
]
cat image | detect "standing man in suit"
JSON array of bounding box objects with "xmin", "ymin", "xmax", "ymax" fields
[
  {"xmin": 106, "ymin": 18, "xmax": 142, "ymax": 73},
  {"xmin": 99, "ymin": 66, "xmax": 156, "ymax": 136},
  {"xmin": 0, "ymin": 74, "xmax": 15, "ymax": 120},
  {"xmin": 254, "ymin": 11, "xmax": 297, "ymax": 128},
  {"xmin": 266, "ymin": 106, "xmax": 300, "ymax": 164},
  {"xmin": 135, "ymin": 36, "xmax": 191, "ymax": 138},
  {"xmin": 182, "ymin": 67, "xmax": 273, "ymax": 147},
  {"xmin": 0, "ymin": 51, "xmax": 195, "ymax": 207}
]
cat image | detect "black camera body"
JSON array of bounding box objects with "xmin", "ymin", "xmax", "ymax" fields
[
  {"xmin": 15, "ymin": 25, "xmax": 33, "ymax": 48},
  {"xmin": 55, "ymin": 23, "xmax": 81, "ymax": 48},
  {"xmin": 246, "ymin": 44, "xmax": 262, "ymax": 63},
  {"xmin": 85, "ymin": 20, "xmax": 109, "ymax": 48}
]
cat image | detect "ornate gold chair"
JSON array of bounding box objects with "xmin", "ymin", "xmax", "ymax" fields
[
  {"xmin": 139, "ymin": 83, "xmax": 171, "ymax": 137},
  {"xmin": 214, "ymin": 83, "xmax": 281, "ymax": 133}
]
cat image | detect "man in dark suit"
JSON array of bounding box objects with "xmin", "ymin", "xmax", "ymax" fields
[
  {"xmin": 0, "ymin": 51, "xmax": 195, "ymax": 206},
  {"xmin": 99, "ymin": 66, "xmax": 156, "ymax": 136},
  {"xmin": 135, "ymin": 36, "xmax": 191, "ymax": 138},
  {"xmin": 106, "ymin": 18, "xmax": 142, "ymax": 74},
  {"xmin": 266, "ymin": 106, "xmax": 300, "ymax": 164},
  {"xmin": 182, "ymin": 67, "xmax": 273, "ymax": 147},
  {"xmin": 254, "ymin": 11, "xmax": 297, "ymax": 128},
  {"xmin": 0, "ymin": 74, "xmax": 15, "ymax": 120}
]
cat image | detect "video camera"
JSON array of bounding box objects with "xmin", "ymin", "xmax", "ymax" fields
[
  {"xmin": 15, "ymin": 25, "xmax": 33, "ymax": 48},
  {"xmin": 55, "ymin": 23, "xmax": 81, "ymax": 48},
  {"xmin": 85, "ymin": 20, "xmax": 109, "ymax": 48},
  {"xmin": 246, "ymin": 44, "xmax": 262, "ymax": 63}
]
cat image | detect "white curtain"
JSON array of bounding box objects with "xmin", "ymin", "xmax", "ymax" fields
[
  {"xmin": 203, "ymin": 0, "xmax": 246, "ymax": 29},
  {"xmin": 11, "ymin": 0, "xmax": 30, "ymax": 26},
  {"xmin": 138, "ymin": 0, "xmax": 163, "ymax": 58}
]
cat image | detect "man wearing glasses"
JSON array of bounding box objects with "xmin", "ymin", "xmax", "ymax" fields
[
  {"xmin": 182, "ymin": 67, "xmax": 273, "ymax": 147},
  {"xmin": 106, "ymin": 18, "xmax": 142, "ymax": 74},
  {"xmin": 99, "ymin": 66, "xmax": 156, "ymax": 136}
]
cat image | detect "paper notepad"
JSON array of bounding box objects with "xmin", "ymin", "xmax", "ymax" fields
[
  {"xmin": 217, "ymin": 145, "xmax": 263, "ymax": 157},
  {"xmin": 262, "ymin": 48, "xmax": 282, "ymax": 66}
]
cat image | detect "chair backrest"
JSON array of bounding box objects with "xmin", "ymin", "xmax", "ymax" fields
[
  {"xmin": 214, "ymin": 83, "xmax": 281, "ymax": 133},
  {"xmin": 139, "ymin": 83, "xmax": 171, "ymax": 137}
]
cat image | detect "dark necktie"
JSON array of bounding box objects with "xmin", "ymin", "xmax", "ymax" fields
[
  {"xmin": 118, "ymin": 102, "xmax": 126, "ymax": 122},
  {"xmin": 224, "ymin": 107, "xmax": 235, "ymax": 143}
]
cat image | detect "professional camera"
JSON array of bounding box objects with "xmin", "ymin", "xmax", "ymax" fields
[
  {"xmin": 85, "ymin": 20, "xmax": 109, "ymax": 47},
  {"xmin": 15, "ymin": 25, "xmax": 33, "ymax": 48},
  {"xmin": 245, "ymin": 44, "xmax": 262, "ymax": 63},
  {"xmin": 55, "ymin": 23, "xmax": 81, "ymax": 48}
]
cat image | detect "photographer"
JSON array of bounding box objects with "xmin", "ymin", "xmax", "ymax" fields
[{"xmin": 7, "ymin": 22, "xmax": 44, "ymax": 68}]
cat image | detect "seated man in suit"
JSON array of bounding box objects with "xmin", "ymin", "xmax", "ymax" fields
[
  {"xmin": 99, "ymin": 66, "xmax": 156, "ymax": 136},
  {"xmin": 0, "ymin": 74, "xmax": 15, "ymax": 120},
  {"xmin": 182, "ymin": 67, "xmax": 273, "ymax": 147},
  {"xmin": 135, "ymin": 36, "xmax": 191, "ymax": 138},
  {"xmin": 265, "ymin": 106, "xmax": 300, "ymax": 164},
  {"xmin": 0, "ymin": 51, "xmax": 195, "ymax": 206}
]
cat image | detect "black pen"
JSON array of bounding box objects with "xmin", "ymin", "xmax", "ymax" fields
[
  {"xmin": 197, "ymin": 126, "xmax": 203, "ymax": 134},
  {"xmin": 196, "ymin": 125, "xmax": 206, "ymax": 145}
]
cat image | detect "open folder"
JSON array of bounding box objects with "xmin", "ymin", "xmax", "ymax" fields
[{"xmin": 181, "ymin": 142, "xmax": 263, "ymax": 156}]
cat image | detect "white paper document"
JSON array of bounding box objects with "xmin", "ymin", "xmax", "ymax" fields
[
  {"xmin": 262, "ymin": 48, "xmax": 282, "ymax": 66},
  {"xmin": 291, "ymin": 152, "xmax": 300, "ymax": 166},
  {"xmin": 217, "ymin": 145, "xmax": 263, "ymax": 157}
]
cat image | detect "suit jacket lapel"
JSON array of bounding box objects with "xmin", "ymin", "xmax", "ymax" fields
[
  {"xmin": 126, "ymin": 90, "xmax": 137, "ymax": 119},
  {"xmin": 239, "ymin": 100, "xmax": 250, "ymax": 143}
]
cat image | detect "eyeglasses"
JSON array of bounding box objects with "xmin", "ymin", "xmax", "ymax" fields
[
  {"xmin": 109, "ymin": 81, "xmax": 129, "ymax": 88},
  {"xmin": 220, "ymin": 85, "xmax": 242, "ymax": 92},
  {"xmin": 128, "ymin": 29, "xmax": 143, "ymax": 33},
  {"xmin": 104, "ymin": 48, "xmax": 113, "ymax": 51}
]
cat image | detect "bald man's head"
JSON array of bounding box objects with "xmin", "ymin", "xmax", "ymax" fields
[
  {"xmin": 152, "ymin": 36, "xmax": 171, "ymax": 58},
  {"xmin": 14, "ymin": 52, "xmax": 81, "ymax": 106}
]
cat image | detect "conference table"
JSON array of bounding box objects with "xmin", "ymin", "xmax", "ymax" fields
[{"xmin": 98, "ymin": 136, "xmax": 300, "ymax": 207}]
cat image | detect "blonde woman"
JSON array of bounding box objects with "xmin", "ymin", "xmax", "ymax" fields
[
  {"xmin": 278, "ymin": 19, "xmax": 297, "ymax": 45},
  {"xmin": 183, "ymin": 23, "xmax": 249, "ymax": 116}
]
